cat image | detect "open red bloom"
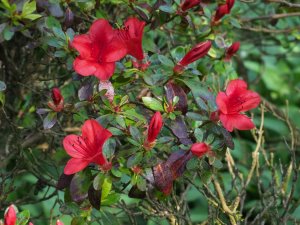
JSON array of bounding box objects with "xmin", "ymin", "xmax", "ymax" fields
[
  {"xmin": 4, "ymin": 205, "xmax": 16, "ymax": 225},
  {"xmin": 225, "ymin": 42, "xmax": 240, "ymax": 61},
  {"xmin": 191, "ymin": 142, "xmax": 211, "ymax": 157},
  {"xmin": 63, "ymin": 119, "xmax": 112, "ymax": 175},
  {"xmin": 173, "ymin": 41, "xmax": 211, "ymax": 73},
  {"xmin": 116, "ymin": 17, "xmax": 145, "ymax": 60},
  {"xmin": 72, "ymin": 19, "xmax": 127, "ymax": 80},
  {"xmin": 180, "ymin": 0, "xmax": 201, "ymax": 11},
  {"xmin": 48, "ymin": 88, "xmax": 64, "ymax": 112},
  {"xmin": 216, "ymin": 79, "xmax": 260, "ymax": 132}
]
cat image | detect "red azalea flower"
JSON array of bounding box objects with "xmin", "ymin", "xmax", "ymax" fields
[
  {"xmin": 173, "ymin": 41, "xmax": 212, "ymax": 74},
  {"xmin": 180, "ymin": 0, "xmax": 201, "ymax": 11},
  {"xmin": 48, "ymin": 88, "xmax": 64, "ymax": 112},
  {"xmin": 63, "ymin": 119, "xmax": 112, "ymax": 175},
  {"xmin": 216, "ymin": 79, "xmax": 261, "ymax": 132},
  {"xmin": 225, "ymin": 42, "xmax": 240, "ymax": 61},
  {"xmin": 29, "ymin": 223, "xmax": 34, "ymax": 225},
  {"xmin": 72, "ymin": 19, "xmax": 127, "ymax": 80},
  {"xmin": 4, "ymin": 205, "xmax": 16, "ymax": 225},
  {"xmin": 117, "ymin": 17, "xmax": 145, "ymax": 60},
  {"xmin": 191, "ymin": 142, "xmax": 211, "ymax": 157}
]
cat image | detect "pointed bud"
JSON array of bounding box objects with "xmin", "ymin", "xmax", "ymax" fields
[
  {"xmin": 226, "ymin": 0, "xmax": 235, "ymax": 11},
  {"xmin": 98, "ymin": 80, "xmax": 115, "ymax": 103},
  {"xmin": 174, "ymin": 41, "xmax": 211, "ymax": 73},
  {"xmin": 213, "ymin": 4, "xmax": 229, "ymax": 22},
  {"xmin": 51, "ymin": 88, "xmax": 63, "ymax": 105},
  {"xmin": 180, "ymin": 0, "xmax": 201, "ymax": 12},
  {"xmin": 64, "ymin": 7, "xmax": 74, "ymax": 28},
  {"xmin": 146, "ymin": 112, "xmax": 163, "ymax": 144},
  {"xmin": 4, "ymin": 205, "xmax": 17, "ymax": 225},
  {"xmin": 225, "ymin": 42, "xmax": 240, "ymax": 61},
  {"xmin": 191, "ymin": 142, "xmax": 211, "ymax": 158}
]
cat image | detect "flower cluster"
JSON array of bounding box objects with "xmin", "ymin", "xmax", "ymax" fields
[{"xmin": 72, "ymin": 17, "xmax": 145, "ymax": 81}]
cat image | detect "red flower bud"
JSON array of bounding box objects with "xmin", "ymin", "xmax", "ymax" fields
[
  {"xmin": 174, "ymin": 41, "xmax": 211, "ymax": 73},
  {"xmin": 226, "ymin": 0, "xmax": 235, "ymax": 11},
  {"xmin": 180, "ymin": 0, "xmax": 201, "ymax": 12},
  {"xmin": 131, "ymin": 166, "xmax": 142, "ymax": 174},
  {"xmin": 56, "ymin": 220, "xmax": 64, "ymax": 225},
  {"xmin": 146, "ymin": 112, "xmax": 163, "ymax": 144},
  {"xmin": 51, "ymin": 88, "xmax": 63, "ymax": 105},
  {"xmin": 213, "ymin": 4, "xmax": 229, "ymax": 22},
  {"xmin": 191, "ymin": 142, "xmax": 211, "ymax": 158},
  {"xmin": 225, "ymin": 42, "xmax": 240, "ymax": 61},
  {"xmin": 4, "ymin": 205, "xmax": 17, "ymax": 225}
]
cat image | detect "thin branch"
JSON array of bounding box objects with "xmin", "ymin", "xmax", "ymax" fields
[
  {"xmin": 241, "ymin": 12, "xmax": 300, "ymax": 22},
  {"xmin": 267, "ymin": 0, "xmax": 300, "ymax": 7}
]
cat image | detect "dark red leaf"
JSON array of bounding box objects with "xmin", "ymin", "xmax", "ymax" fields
[
  {"xmin": 128, "ymin": 185, "xmax": 146, "ymax": 199},
  {"xmin": 165, "ymin": 80, "xmax": 188, "ymax": 114},
  {"xmin": 88, "ymin": 184, "xmax": 102, "ymax": 210},
  {"xmin": 170, "ymin": 116, "xmax": 193, "ymax": 145},
  {"xmin": 57, "ymin": 173, "xmax": 74, "ymax": 190}
]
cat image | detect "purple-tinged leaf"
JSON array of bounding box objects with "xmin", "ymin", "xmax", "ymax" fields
[
  {"xmin": 78, "ymin": 81, "xmax": 93, "ymax": 101},
  {"xmin": 170, "ymin": 116, "xmax": 193, "ymax": 145},
  {"xmin": 36, "ymin": 108, "xmax": 50, "ymax": 115},
  {"xmin": 57, "ymin": 173, "xmax": 74, "ymax": 190},
  {"xmin": 88, "ymin": 184, "xmax": 102, "ymax": 210},
  {"xmin": 165, "ymin": 80, "xmax": 188, "ymax": 114},
  {"xmin": 70, "ymin": 171, "xmax": 91, "ymax": 203},
  {"xmin": 43, "ymin": 111, "xmax": 57, "ymax": 129}
]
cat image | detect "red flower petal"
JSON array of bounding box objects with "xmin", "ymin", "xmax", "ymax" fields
[
  {"xmin": 71, "ymin": 34, "xmax": 92, "ymax": 59},
  {"xmin": 89, "ymin": 19, "xmax": 114, "ymax": 44},
  {"xmin": 81, "ymin": 120, "xmax": 112, "ymax": 155},
  {"xmin": 125, "ymin": 18, "xmax": 145, "ymax": 41},
  {"xmin": 216, "ymin": 92, "xmax": 229, "ymax": 114},
  {"xmin": 102, "ymin": 37, "xmax": 128, "ymax": 62},
  {"xmin": 73, "ymin": 58, "xmax": 97, "ymax": 76},
  {"xmin": 94, "ymin": 62, "xmax": 116, "ymax": 81},
  {"xmin": 225, "ymin": 79, "xmax": 248, "ymax": 96},
  {"xmin": 63, "ymin": 134, "xmax": 88, "ymax": 158},
  {"xmin": 219, "ymin": 113, "xmax": 255, "ymax": 132},
  {"xmin": 239, "ymin": 90, "xmax": 261, "ymax": 112},
  {"xmin": 56, "ymin": 220, "xmax": 64, "ymax": 225},
  {"xmin": 4, "ymin": 205, "xmax": 16, "ymax": 225},
  {"xmin": 64, "ymin": 158, "xmax": 90, "ymax": 175}
]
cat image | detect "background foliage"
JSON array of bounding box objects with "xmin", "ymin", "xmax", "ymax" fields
[{"xmin": 0, "ymin": 0, "xmax": 300, "ymax": 224}]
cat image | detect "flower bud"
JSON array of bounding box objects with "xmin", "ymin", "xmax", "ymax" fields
[
  {"xmin": 146, "ymin": 112, "xmax": 163, "ymax": 144},
  {"xmin": 225, "ymin": 42, "xmax": 240, "ymax": 61},
  {"xmin": 51, "ymin": 88, "xmax": 63, "ymax": 105},
  {"xmin": 180, "ymin": 0, "xmax": 201, "ymax": 12},
  {"xmin": 213, "ymin": 4, "xmax": 229, "ymax": 22},
  {"xmin": 4, "ymin": 205, "xmax": 17, "ymax": 225},
  {"xmin": 191, "ymin": 142, "xmax": 211, "ymax": 158},
  {"xmin": 174, "ymin": 41, "xmax": 211, "ymax": 73}
]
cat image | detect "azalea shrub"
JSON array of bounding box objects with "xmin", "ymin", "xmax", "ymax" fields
[{"xmin": 1, "ymin": 0, "xmax": 300, "ymax": 224}]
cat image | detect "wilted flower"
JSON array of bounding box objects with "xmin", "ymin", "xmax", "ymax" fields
[
  {"xmin": 71, "ymin": 19, "xmax": 127, "ymax": 80},
  {"xmin": 216, "ymin": 79, "xmax": 260, "ymax": 132},
  {"xmin": 4, "ymin": 205, "xmax": 16, "ymax": 225},
  {"xmin": 191, "ymin": 142, "xmax": 211, "ymax": 157},
  {"xmin": 63, "ymin": 119, "xmax": 112, "ymax": 175},
  {"xmin": 173, "ymin": 41, "xmax": 211, "ymax": 74},
  {"xmin": 224, "ymin": 41, "xmax": 240, "ymax": 61}
]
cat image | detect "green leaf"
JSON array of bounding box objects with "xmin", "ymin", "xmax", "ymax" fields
[
  {"xmin": 3, "ymin": 26, "xmax": 14, "ymax": 40},
  {"xmin": 137, "ymin": 176, "xmax": 147, "ymax": 191},
  {"xmin": 159, "ymin": 5, "xmax": 175, "ymax": 14},
  {"xmin": 127, "ymin": 152, "xmax": 143, "ymax": 168},
  {"xmin": 17, "ymin": 209, "xmax": 30, "ymax": 225},
  {"xmin": 0, "ymin": 81, "xmax": 6, "ymax": 91},
  {"xmin": 93, "ymin": 173, "xmax": 105, "ymax": 190},
  {"xmin": 158, "ymin": 55, "xmax": 174, "ymax": 67},
  {"xmin": 23, "ymin": 13, "xmax": 41, "ymax": 20},
  {"xmin": 142, "ymin": 97, "xmax": 164, "ymax": 111},
  {"xmin": 101, "ymin": 178, "xmax": 112, "ymax": 201},
  {"xmin": 22, "ymin": 1, "xmax": 36, "ymax": 15},
  {"xmin": 129, "ymin": 126, "xmax": 142, "ymax": 142}
]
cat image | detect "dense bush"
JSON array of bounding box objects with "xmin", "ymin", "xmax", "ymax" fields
[{"xmin": 0, "ymin": 0, "xmax": 300, "ymax": 224}]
